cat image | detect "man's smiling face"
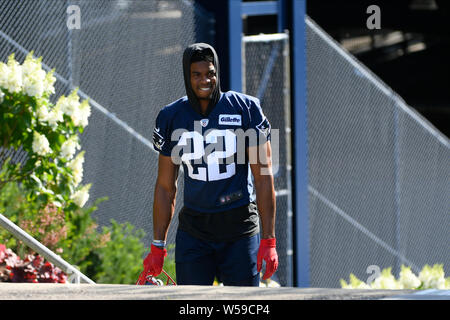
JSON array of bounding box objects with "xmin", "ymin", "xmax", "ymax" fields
[{"xmin": 190, "ymin": 61, "xmax": 217, "ymax": 101}]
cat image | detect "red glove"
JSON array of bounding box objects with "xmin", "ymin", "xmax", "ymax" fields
[
  {"xmin": 143, "ymin": 244, "xmax": 167, "ymax": 277},
  {"xmin": 257, "ymin": 238, "xmax": 278, "ymax": 280}
]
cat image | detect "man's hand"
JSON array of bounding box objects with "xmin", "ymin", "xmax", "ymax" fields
[
  {"xmin": 143, "ymin": 244, "xmax": 167, "ymax": 277},
  {"xmin": 257, "ymin": 238, "xmax": 278, "ymax": 280}
]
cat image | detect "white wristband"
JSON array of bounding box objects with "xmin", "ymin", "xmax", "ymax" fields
[{"xmin": 152, "ymin": 240, "xmax": 166, "ymax": 248}]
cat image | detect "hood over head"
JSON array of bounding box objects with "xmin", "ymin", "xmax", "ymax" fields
[{"xmin": 183, "ymin": 43, "xmax": 222, "ymax": 116}]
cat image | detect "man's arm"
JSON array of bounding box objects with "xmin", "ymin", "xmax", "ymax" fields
[
  {"xmin": 153, "ymin": 154, "xmax": 179, "ymax": 241},
  {"xmin": 248, "ymin": 141, "xmax": 276, "ymax": 239}
]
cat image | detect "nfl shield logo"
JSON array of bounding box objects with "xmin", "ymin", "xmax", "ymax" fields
[{"xmin": 200, "ymin": 119, "xmax": 209, "ymax": 127}]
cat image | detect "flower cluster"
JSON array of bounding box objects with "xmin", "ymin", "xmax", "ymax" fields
[
  {"xmin": 0, "ymin": 52, "xmax": 92, "ymax": 209},
  {"xmin": 55, "ymin": 90, "xmax": 91, "ymax": 128},
  {"xmin": 0, "ymin": 244, "xmax": 67, "ymax": 283},
  {"xmin": 68, "ymin": 151, "xmax": 85, "ymax": 187},
  {"xmin": 340, "ymin": 264, "xmax": 450, "ymax": 290},
  {"xmin": 32, "ymin": 131, "xmax": 51, "ymax": 156},
  {"xmin": 70, "ymin": 183, "xmax": 91, "ymax": 208},
  {"xmin": 0, "ymin": 53, "xmax": 51, "ymax": 96}
]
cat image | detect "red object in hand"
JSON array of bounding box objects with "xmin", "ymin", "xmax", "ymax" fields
[
  {"xmin": 143, "ymin": 244, "xmax": 167, "ymax": 277},
  {"xmin": 257, "ymin": 238, "xmax": 278, "ymax": 280}
]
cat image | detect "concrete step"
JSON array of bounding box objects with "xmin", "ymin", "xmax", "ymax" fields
[{"xmin": 0, "ymin": 283, "xmax": 415, "ymax": 300}]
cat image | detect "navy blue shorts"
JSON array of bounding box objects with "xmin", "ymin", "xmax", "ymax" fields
[{"xmin": 175, "ymin": 229, "xmax": 260, "ymax": 286}]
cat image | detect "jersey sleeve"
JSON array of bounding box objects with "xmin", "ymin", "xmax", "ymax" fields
[
  {"xmin": 152, "ymin": 108, "xmax": 172, "ymax": 156},
  {"xmin": 246, "ymin": 97, "xmax": 271, "ymax": 147}
]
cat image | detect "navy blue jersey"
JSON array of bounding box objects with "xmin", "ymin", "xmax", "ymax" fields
[{"xmin": 153, "ymin": 91, "xmax": 271, "ymax": 213}]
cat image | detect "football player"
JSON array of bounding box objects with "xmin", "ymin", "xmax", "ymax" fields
[{"xmin": 144, "ymin": 43, "xmax": 278, "ymax": 286}]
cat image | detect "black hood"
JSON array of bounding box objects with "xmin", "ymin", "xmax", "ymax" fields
[{"xmin": 183, "ymin": 43, "xmax": 222, "ymax": 116}]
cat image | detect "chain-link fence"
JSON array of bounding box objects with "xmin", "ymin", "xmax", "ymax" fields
[
  {"xmin": 0, "ymin": 0, "xmax": 214, "ymax": 248},
  {"xmin": 306, "ymin": 17, "xmax": 450, "ymax": 287},
  {"xmin": 0, "ymin": 0, "xmax": 295, "ymax": 286},
  {"xmin": 243, "ymin": 33, "xmax": 293, "ymax": 287},
  {"xmin": 2, "ymin": 1, "xmax": 447, "ymax": 289}
]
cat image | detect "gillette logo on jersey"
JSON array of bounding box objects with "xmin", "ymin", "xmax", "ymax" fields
[
  {"xmin": 219, "ymin": 114, "xmax": 241, "ymax": 126},
  {"xmin": 153, "ymin": 91, "xmax": 272, "ymax": 213}
]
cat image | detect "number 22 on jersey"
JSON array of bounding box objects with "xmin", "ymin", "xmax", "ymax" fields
[{"xmin": 177, "ymin": 129, "xmax": 236, "ymax": 182}]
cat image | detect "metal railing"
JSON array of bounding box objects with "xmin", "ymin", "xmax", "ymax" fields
[{"xmin": 0, "ymin": 213, "xmax": 95, "ymax": 284}]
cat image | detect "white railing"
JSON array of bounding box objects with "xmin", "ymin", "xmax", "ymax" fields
[{"xmin": 0, "ymin": 213, "xmax": 95, "ymax": 284}]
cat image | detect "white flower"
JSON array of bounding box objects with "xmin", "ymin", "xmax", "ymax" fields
[
  {"xmin": 22, "ymin": 54, "xmax": 53, "ymax": 97},
  {"xmin": 61, "ymin": 90, "xmax": 80, "ymax": 117},
  {"xmin": 70, "ymin": 184, "xmax": 91, "ymax": 208},
  {"xmin": 0, "ymin": 62, "xmax": 10, "ymax": 89},
  {"xmin": 342, "ymin": 264, "xmax": 448, "ymax": 290},
  {"xmin": 0, "ymin": 89, "xmax": 4, "ymax": 104},
  {"xmin": 351, "ymin": 275, "xmax": 371, "ymax": 289},
  {"xmin": 55, "ymin": 96, "xmax": 69, "ymax": 116},
  {"xmin": 43, "ymin": 69, "xmax": 56, "ymax": 96},
  {"xmin": 22, "ymin": 53, "xmax": 42, "ymax": 77},
  {"xmin": 419, "ymin": 264, "xmax": 446, "ymax": 289},
  {"xmin": 32, "ymin": 131, "xmax": 51, "ymax": 156},
  {"xmin": 370, "ymin": 268, "xmax": 400, "ymax": 289},
  {"xmin": 78, "ymin": 99, "xmax": 91, "ymax": 127},
  {"xmin": 341, "ymin": 274, "xmax": 371, "ymax": 289},
  {"xmin": 4, "ymin": 54, "xmax": 22, "ymax": 93},
  {"xmin": 371, "ymin": 276, "xmax": 398, "ymax": 289},
  {"xmin": 68, "ymin": 151, "xmax": 85, "ymax": 186},
  {"xmin": 54, "ymin": 89, "xmax": 90, "ymax": 127},
  {"xmin": 23, "ymin": 70, "xmax": 45, "ymax": 97},
  {"xmin": 47, "ymin": 104, "xmax": 64, "ymax": 128},
  {"xmin": 399, "ymin": 265, "xmax": 421, "ymax": 289},
  {"xmin": 355, "ymin": 282, "xmax": 371, "ymax": 289},
  {"xmin": 36, "ymin": 104, "xmax": 50, "ymax": 123},
  {"xmin": 71, "ymin": 109, "xmax": 82, "ymax": 126},
  {"xmin": 60, "ymin": 136, "xmax": 80, "ymax": 160}
]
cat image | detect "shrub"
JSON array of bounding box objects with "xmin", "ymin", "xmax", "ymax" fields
[
  {"xmin": 0, "ymin": 244, "xmax": 66, "ymax": 283},
  {"xmin": 340, "ymin": 264, "xmax": 450, "ymax": 290},
  {"xmin": 94, "ymin": 220, "xmax": 146, "ymax": 284},
  {"xmin": 0, "ymin": 52, "xmax": 148, "ymax": 285},
  {"xmin": 0, "ymin": 179, "xmax": 148, "ymax": 284}
]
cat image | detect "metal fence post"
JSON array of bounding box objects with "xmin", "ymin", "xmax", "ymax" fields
[
  {"xmin": 228, "ymin": 0, "xmax": 242, "ymax": 92},
  {"xmin": 291, "ymin": 0, "xmax": 309, "ymax": 287}
]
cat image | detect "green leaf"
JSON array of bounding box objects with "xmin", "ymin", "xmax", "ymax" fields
[
  {"xmin": 11, "ymin": 103, "xmax": 22, "ymax": 114},
  {"xmin": 30, "ymin": 174, "xmax": 43, "ymax": 189},
  {"xmin": 23, "ymin": 112, "xmax": 32, "ymax": 128},
  {"xmin": 36, "ymin": 193, "xmax": 48, "ymax": 204}
]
